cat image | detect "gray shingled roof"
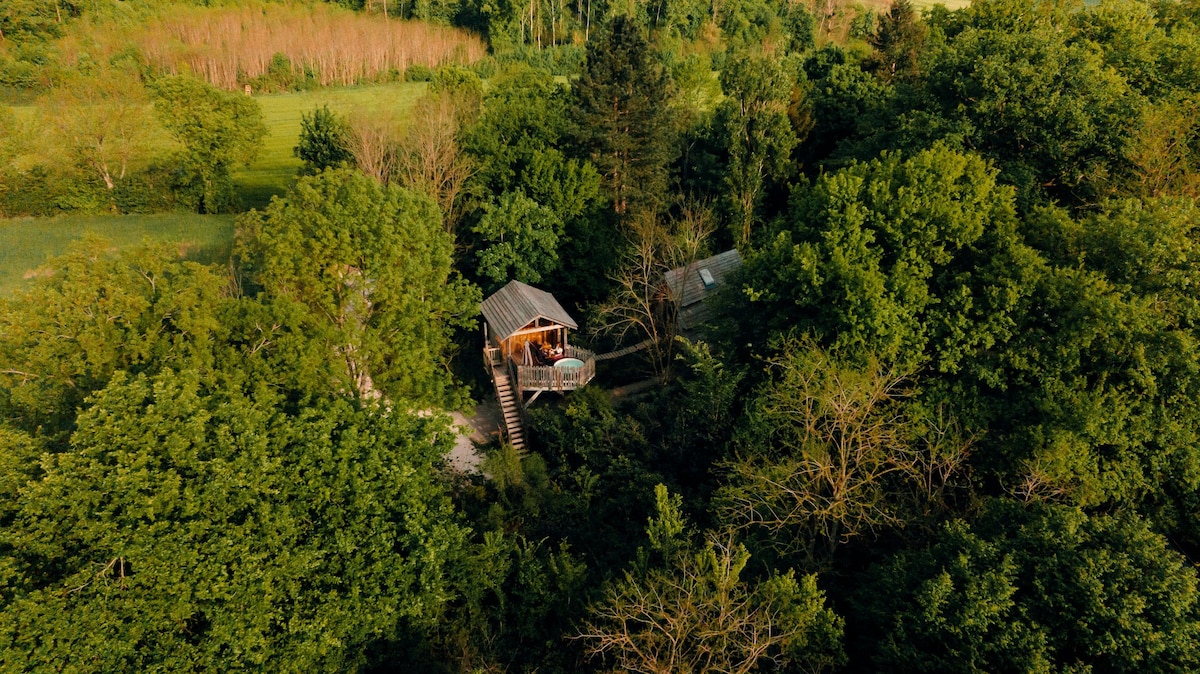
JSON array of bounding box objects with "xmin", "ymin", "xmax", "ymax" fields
[
  {"xmin": 663, "ymin": 249, "xmax": 743, "ymax": 308},
  {"xmin": 481, "ymin": 280, "xmax": 578, "ymax": 342}
]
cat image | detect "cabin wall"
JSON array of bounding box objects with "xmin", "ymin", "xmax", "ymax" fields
[{"xmin": 497, "ymin": 320, "xmax": 566, "ymax": 364}]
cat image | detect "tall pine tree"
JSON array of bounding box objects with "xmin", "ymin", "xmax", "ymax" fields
[
  {"xmin": 572, "ymin": 16, "xmax": 677, "ymax": 218},
  {"xmin": 867, "ymin": 0, "xmax": 928, "ymax": 83}
]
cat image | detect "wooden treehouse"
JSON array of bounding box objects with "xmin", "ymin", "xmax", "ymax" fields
[{"xmin": 481, "ymin": 280, "xmax": 596, "ymax": 450}]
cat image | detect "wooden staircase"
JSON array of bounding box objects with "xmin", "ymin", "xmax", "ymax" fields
[{"xmin": 492, "ymin": 366, "xmax": 526, "ymax": 451}]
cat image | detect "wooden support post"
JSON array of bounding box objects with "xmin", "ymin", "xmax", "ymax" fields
[{"xmin": 525, "ymin": 389, "xmax": 543, "ymax": 409}]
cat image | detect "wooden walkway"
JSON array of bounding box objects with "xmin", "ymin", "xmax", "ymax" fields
[{"xmin": 594, "ymin": 339, "xmax": 653, "ymax": 361}]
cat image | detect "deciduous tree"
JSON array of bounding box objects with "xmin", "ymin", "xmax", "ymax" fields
[
  {"xmin": 294, "ymin": 104, "xmax": 351, "ymax": 175},
  {"xmin": 395, "ymin": 92, "xmax": 476, "ymax": 233},
  {"xmin": 595, "ymin": 203, "xmax": 713, "ymax": 376},
  {"xmin": 0, "ymin": 239, "xmax": 228, "ymax": 444},
  {"xmin": 462, "ymin": 67, "xmax": 603, "ymax": 296},
  {"xmin": 345, "ymin": 108, "xmax": 400, "ymax": 185},
  {"xmin": 718, "ymin": 339, "xmax": 972, "ymax": 561},
  {"xmin": 921, "ymin": 10, "xmax": 1135, "ymax": 204},
  {"xmin": 472, "ymin": 188, "xmax": 562, "ymax": 288},
  {"xmin": 237, "ymin": 169, "xmax": 479, "ymax": 406},
  {"xmin": 734, "ymin": 145, "xmax": 1034, "ymax": 372},
  {"xmin": 714, "ymin": 52, "xmax": 798, "ymax": 244},
  {"xmin": 0, "ymin": 369, "xmax": 468, "ymax": 672},
  {"xmin": 579, "ymin": 487, "xmax": 845, "ymax": 674},
  {"xmin": 39, "ymin": 68, "xmax": 152, "ymax": 194},
  {"xmin": 151, "ymin": 75, "xmax": 267, "ymax": 213},
  {"xmin": 853, "ymin": 500, "xmax": 1200, "ymax": 672}
]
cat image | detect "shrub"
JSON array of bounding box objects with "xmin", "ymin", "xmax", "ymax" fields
[{"xmin": 406, "ymin": 64, "xmax": 434, "ymax": 82}]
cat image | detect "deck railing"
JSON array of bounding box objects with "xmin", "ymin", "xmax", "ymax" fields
[
  {"xmin": 514, "ymin": 346, "xmax": 596, "ymax": 392},
  {"xmin": 484, "ymin": 346, "xmax": 504, "ymax": 368}
]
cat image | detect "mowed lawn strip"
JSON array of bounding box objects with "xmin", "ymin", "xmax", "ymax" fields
[{"xmin": 0, "ymin": 213, "xmax": 235, "ymax": 295}]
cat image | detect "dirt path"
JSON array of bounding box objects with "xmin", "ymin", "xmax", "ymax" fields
[{"xmin": 446, "ymin": 395, "xmax": 502, "ymax": 473}]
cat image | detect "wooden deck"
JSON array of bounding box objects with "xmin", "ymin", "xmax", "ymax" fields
[
  {"xmin": 482, "ymin": 345, "xmax": 596, "ymax": 449},
  {"xmin": 515, "ymin": 345, "xmax": 596, "ymax": 392}
]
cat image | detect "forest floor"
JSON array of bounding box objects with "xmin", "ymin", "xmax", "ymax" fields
[{"xmin": 0, "ymin": 213, "xmax": 235, "ymax": 294}]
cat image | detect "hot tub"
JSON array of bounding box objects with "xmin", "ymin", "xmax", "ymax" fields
[{"xmin": 554, "ymin": 357, "xmax": 585, "ymax": 369}]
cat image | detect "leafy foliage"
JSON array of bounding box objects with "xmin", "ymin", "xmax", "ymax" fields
[
  {"xmin": 294, "ymin": 104, "xmax": 352, "ymax": 175},
  {"xmin": 735, "ymin": 145, "xmax": 1032, "ymax": 372},
  {"xmin": 713, "ymin": 51, "xmax": 798, "ymax": 244},
  {"xmin": 473, "ymin": 188, "xmax": 564, "ymax": 288},
  {"xmin": 854, "ymin": 500, "xmax": 1200, "ymax": 672},
  {"xmin": 462, "ymin": 66, "xmax": 604, "ymax": 298},
  {"xmin": 237, "ymin": 169, "xmax": 480, "ymax": 406},
  {"xmin": 151, "ymin": 75, "xmax": 267, "ymax": 213},
  {"xmin": 0, "ymin": 240, "xmax": 229, "ymax": 444},
  {"xmin": 0, "ymin": 241, "xmax": 474, "ymax": 670},
  {"xmin": 0, "ymin": 369, "xmax": 468, "ymax": 672},
  {"xmin": 13, "ymin": 2, "xmax": 1200, "ymax": 671}
]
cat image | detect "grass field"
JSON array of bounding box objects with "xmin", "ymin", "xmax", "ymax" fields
[
  {"xmin": 233, "ymin": 81, "xmax": 429, "ymax": 209},
  {"xmin": 0, "ymin": 213, "xmax": 235, "ymax": 295},
  {"xmin": 9, "ymin": 81, "xmax": 431, "ymax": 211}
]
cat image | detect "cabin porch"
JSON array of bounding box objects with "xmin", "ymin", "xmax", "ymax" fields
[
  {"xmin": 484, "ymin": 344, "xmax": 596, "ymax": 393},
  {"xmin": 515, "ymin": 345, "xmax": 596, "ymax": 392}
]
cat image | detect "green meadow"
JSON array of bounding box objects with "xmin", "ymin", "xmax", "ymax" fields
[
  {"xmin": 1, "ymin": 81, "xmax": 432, "ymax": 294},
  {"xmin": 0, "ymin": 213, "xmax": 235, "ymax": 294},
  {"xmin": 910, "ymin": 0, "xmax": 972, "ymax": 9},
  {"xmin": 232, "ymin": 80, "xmax": 430, "ymax": 208},
  {"xmin": 8, "ymin": 80, "xmax": 431, "ymax": 212}
]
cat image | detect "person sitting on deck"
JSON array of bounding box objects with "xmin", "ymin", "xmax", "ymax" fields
[{"xmin": 534, "ymin": 343, "xmax": 564, "ymax": 365}]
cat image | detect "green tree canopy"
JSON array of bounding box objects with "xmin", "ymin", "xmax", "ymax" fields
[
  {"xmin": 0, "ymin": 240, "xmax": 229, "ymax": 444},
  {"xmin": 853, "ymin": 499, "xmax": 1200, "ymax": 672},
  {"xmin": 237, "ymin": 168, "xmax": 480, "ymax": 406},
  {"xmin": 714, "ymin": 51, "xmax": 799, "ymax": 245},
  {"xmin": 462, "ymin": 66, "xmax": 604, "ymax": 299},
  {"xmin": 152, "ymin": 74, "xmax": 267, "ymax": 213},
  {"xmin": 958, "ymin": 198, "xmax": 1200, "ymax": 507},
  {"xmin": 572, "ymin": 15, "xmax": 677, "ymax": 217},
  {"xmin": 0, "ymin": 368, "xmax": 468, "ymax": 671},
  {"xmin": 462, "ymin": 66, "xmax": 575, "ymax": 200},
  {"xmin": 734, "ymin": 145, "xmax": 1034, "ymax": 372},
  {"xmin": 867, "ymin": 0, "xmax": 928, "ymax": 83},
  {"xmin": 294, "ymin": 104, "xmax": 352, "ymax": 175},
  {"xmin": 472, "ymin": 188, "xmax": 564, "ymax": 289}
]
